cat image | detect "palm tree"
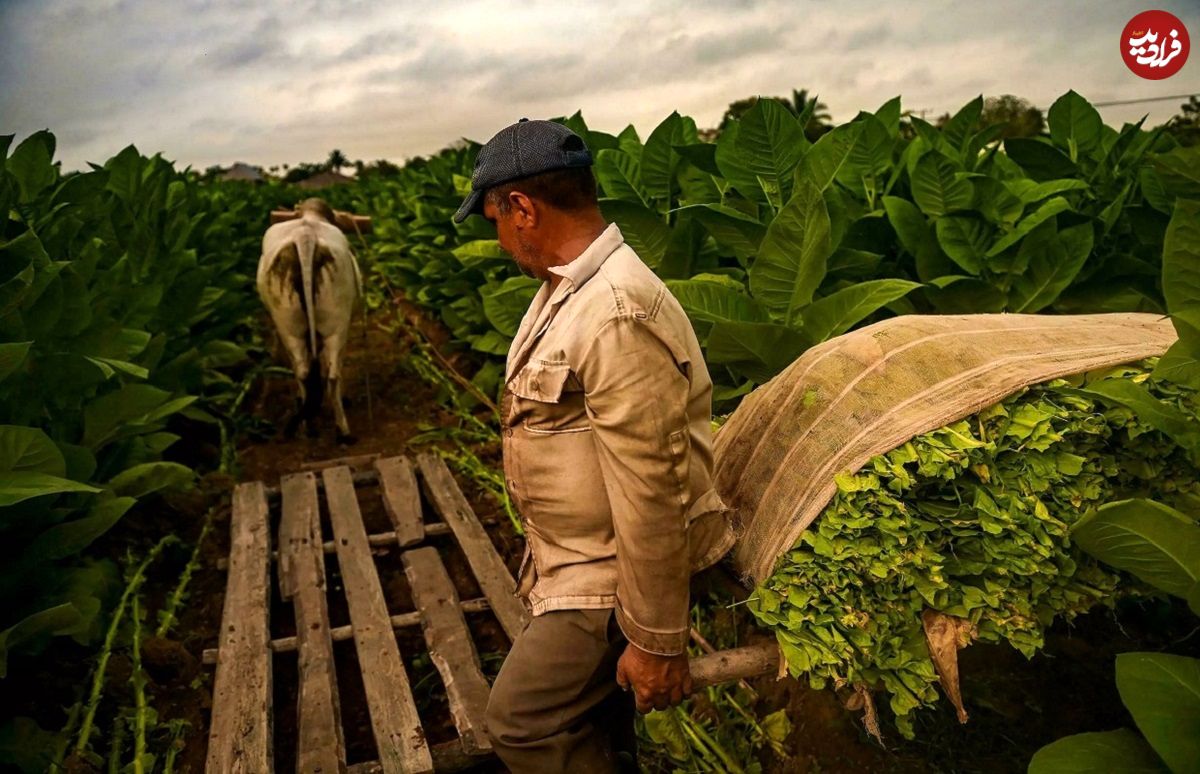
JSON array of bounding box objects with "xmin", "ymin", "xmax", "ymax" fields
[{"xmin": 326, "ymin": 149, "xmax": 348, "ymax": 174}]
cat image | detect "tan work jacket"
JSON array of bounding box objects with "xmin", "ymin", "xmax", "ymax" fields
[{"xmin": 501, "ymin": 223, "xmax": 736, "ymax": 655}]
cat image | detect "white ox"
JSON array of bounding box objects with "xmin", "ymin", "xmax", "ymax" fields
[{"xmin": 257, "ymin": 198, "xmax": 362, "ymax": 442}]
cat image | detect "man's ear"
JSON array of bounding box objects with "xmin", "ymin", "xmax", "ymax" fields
[{"xmin": 509, "ymin": 191, "xmax": 537, "ymax": 228}]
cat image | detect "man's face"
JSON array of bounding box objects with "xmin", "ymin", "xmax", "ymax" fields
[{"xmin": 483, "ymin": 197, "xmax": 543, "ymax": 279}]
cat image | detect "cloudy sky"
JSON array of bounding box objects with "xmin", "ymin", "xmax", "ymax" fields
[{"xmin": 2, "ymin": 0, "xmax": 1197, "ymax": 171}]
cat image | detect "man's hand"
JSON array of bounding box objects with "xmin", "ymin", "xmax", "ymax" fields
[{"xmin": 615, "ymin": 643, "xmax": 693, "ymax": 713}]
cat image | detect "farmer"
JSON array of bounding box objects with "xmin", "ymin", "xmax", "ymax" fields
[{"xmin": 453, "ymin": 118, "xmax": 736, "ymax": 773}]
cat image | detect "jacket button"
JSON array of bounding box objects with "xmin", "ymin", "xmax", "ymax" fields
[
  {"xmin": 531, "ymin": 379, "xmax": 540, "ymax": 391},
  {"xmin": 505, "ymin": 428, "xmax": 513, "ymax": 437}
]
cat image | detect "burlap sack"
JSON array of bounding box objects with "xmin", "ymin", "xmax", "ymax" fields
[{"xmin": 713, "ymin": 313, "xmax": 1178, "ymax": 584}]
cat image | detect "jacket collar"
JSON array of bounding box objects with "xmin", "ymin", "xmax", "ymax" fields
[{"xmin": 504, "ymin": 222, "xmax": 624, "ymax": 382}]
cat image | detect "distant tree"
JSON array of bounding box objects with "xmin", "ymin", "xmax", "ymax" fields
[
  {"xmin": 326, "ymin": 149, "xmax": 348, "ymax": 173},
  {"xmin": 201, "ymin": 164, "xmax": 224, "ymax": 181},
  {"xmin": 359, "ymin": 158, "xmax": 402, "ymax": 179},
  {"xmin": 1162, "ymin": 95, "xmax": 1200, "ymax": 147},
  {"xmin": 284, "ymin": 161, "xmax": 324, "ymax": 183},
  {"xmin": 934, "ymin": 95, "xmax": 1045, "ymax": 139},
  {"xmin": 704, "ymin": 88, "xmax": 833, "ymax": 142}
]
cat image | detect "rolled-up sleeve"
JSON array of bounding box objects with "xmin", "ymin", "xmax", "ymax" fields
[{"xmin": 577, "ymin": 316, "xmax": 691, "ymax": 655}]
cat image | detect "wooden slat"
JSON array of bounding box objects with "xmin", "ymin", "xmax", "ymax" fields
[
  {"xmin": 216, "ymin": 525, "xmax": 450, "ymax": 570},
  {"xmin": 282, "ymin": 473, "xmax": 346, "ymax": 773},
  {"xmin": 416, "ymin": 453, "xmax": 529, "ymax": 641},
  {"xmin": 200, "ymin": 598, "xmax": 493, "ymax": 665},
  {"xmin": 403, "ymin": 548, "xmax": 493, "ymax": 754},
  {"xmin": 324, "ymin": 466, "xmax": 433, "ymax": 774},
  {"xmin": 347, "ymin": 740, "xmax": 482, "ymax": 774},
  {"xmin": 376, "ymin": 457, "xmax": 424, "ymax": 547},
  {"xmin": 300, "ymin": 453, "xmax": 381, "ymax": 472},
  {"xmin": 206, "ymin": 482, "xmax": 273, "ymax": 773}
]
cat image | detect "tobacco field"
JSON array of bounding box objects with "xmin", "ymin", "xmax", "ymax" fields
[{"xmin": 2, "ymin": 89, "xmax": 1199, "ymax": 772}]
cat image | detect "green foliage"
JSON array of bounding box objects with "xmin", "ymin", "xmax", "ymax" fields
[
  {"xmin": 348, "ymin": 92, "xmax": 1195, "ymax": 408},
  {"xmin": 750, "ymin": 362, "xmax": 1200, "ymax": 737},
  {"xmin": 1031, "ymin": 500, "xmax": 1200, "ymax": 774},
  {"xmin": 0, "ymin": 131, "xmax": 274, "ymax": 673}
]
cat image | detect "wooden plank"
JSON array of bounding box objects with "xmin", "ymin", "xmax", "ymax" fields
[
  {"xmin": 216, "ymin": 525, "xmax": 450, "ymax": 570},
  {"xmin": 282, "ymin": 473, "xmax": 346, "ymax": 773},
  {"xmin": 416, "ymin": 453, "xmax": 529, "ymax": 641},
  {"xmin": 264, "ymin": 467, "xmax": 378, "ymax": 500},
  {"xmin": 375, "ymin": 457, "xmax": 425, "ymax": 547},
  {"xmin": 403, "ymin": 548, "xmax": 493, "ymax": 754},
  {"xmin": 324, "ymin": 466, "xmax": 433, "ymax": 774},
  {"xmin": 206, "ymin": 482, "xmax": 272, "ymax": 774},
  {"xmin": 200, "ymin": 598, "xmax": 493, "ymax": 665},
  {"xmin": 300, "ymin": 453, "xmax": 380, "ymax": 472},
  {"xmin": 347, "ymin": 740, "xmax": 484, "ymax": 774}
]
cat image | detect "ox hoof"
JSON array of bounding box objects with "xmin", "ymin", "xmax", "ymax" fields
[{"xmin": 336, "ymin": 433, "xmax": 358, "ymax": 446}]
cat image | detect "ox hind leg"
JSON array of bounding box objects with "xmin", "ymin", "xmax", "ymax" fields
[
  {"xmin": 277, "ymin": 332, "xmax": 318, "ymax": 439},
  {"xmin": 320, "ymin": 331, "xmax": 354, "ymax": 445}
]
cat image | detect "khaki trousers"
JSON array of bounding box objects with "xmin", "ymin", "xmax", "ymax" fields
[{"xmin": 485, "ymin": 608, "xmax": 637, "ymax": 773}]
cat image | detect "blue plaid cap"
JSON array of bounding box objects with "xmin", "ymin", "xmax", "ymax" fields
[{"xmin": 453, "ymin": 118, "xmax": 593, "ymax": 223}]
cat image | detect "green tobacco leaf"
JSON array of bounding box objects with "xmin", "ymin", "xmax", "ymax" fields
[
  {"xmin": 1073, "ymin": 499, "xmax": 1200, "ymax": 598},
  {"xmin": 0, "ymin": 426, "xmax": 65, "ymax": 475},
  {"xmin": 935, "ymin": 215, "xmax": 992, "ymax": 275},
  {"xmin": 942, "ymin": 95, "xmax": 983, "ymax": 151},
  {"xmin": 0, "ymin": 342, "xmax": 32, "ymax": 384},
  {"xmin": 1048, "ymin": 90, "xmax": 1104, "ymax": 161},
  {"xmin": 451, "ymin": 240, "xmax": 508, "ymax": 269},
  {"xmin": 883, "ymin": 196, "xmax": 954, "ymax": 280},
  {"xmin": 875, "ymin": 96, "xmax": 902, "ymax": 137},
  {"xmin": 666, "ymin": 278, "xmax": 767, "ymax": 332},
  {"xmin": 0, "ymin": 604, "xmax": 82, "ymax": 678},
  {"xmin": 25, "ymin": 497, "xmax": 135, "ymax": 564},
  {"xmin": 1154, "ymin": 341, "xmax": 1200, "ymax": 388},
  {"xmin": 641, "ymin": 112, "xmax": 692, "ymax": 205},
  {"xmin": 798, "ymin": 122, "xmax": 863, "ymax": 193},
  {"xmin": 750, "ymin": 180, "xmax": 831, "ymax": 323},
  {"xmin": 594, "ymin": 149, "xmax": 650, "ymax": 206},
  {"xmin": 1010, "ymin": 221, "xmax": 1094, "ymax": 312},
  {"xmin": 911, "ymin": 153, "xmax": 973, "ymax": 217},
  {"xmin": 682, "ymin": 204, "xmax": 765, "ymax": 265},
  {"xmin": 1028, "ymin": 728, "xmax": 1168, "ymax": 774},
  {"xmin": 1161, "ymin": 199, "xmax": 1200, "ymax": 367},
  {"xmin": 107, "ymin": 462, "xmax": 194, "ymax": 498},
  {"xmin": 706, "ymin": 320, "xmax": 808, "ymax": 382},
  {"xmin": 1078, "ymin": 380, "xmax": 1200, "ymax": 465},
  {"xmin": 617, "ymin": 124, "xmax": 643, "ymax": 158},
  {"xmin": 1005, "ymin": 138, "xmax": 1078, "ymax": 181},
  {"xmin": 986, "ymin": 197, "xmax": 1071, "ymax": 257},
  {"xmin": 481, "ymin": 276, "xmax": 539, "ymax": 337},
  {"xmin": 6, "ymin": 131, "xmax": 57, "ymax": 203},
  {"xmin": 599, "ymin": 200, "xmax": 670, "ymax": 268},
  {"xmin": 1152, "ymin": 146, "xmax": 1200, "ymax": 201},
  {"xmin": 673, "ymin": 142, "xmax": 721, "ymax": 177},
  {"xmin": 734, "ymin": 98, "xmax": 808, "ymax": 207},
  {"xmin": 1004, "ymin": 178, "xmax": 1090, "ymax": 203},
  {"xmin": 0, "ymin": 716, "xmax": 59, "ymax": 773},
  {"xmin": 84, "ymin": 356, "xmax": 149, "ymax": 380},
  {"xmin": 82, "ymin": 385, "xmax": 196, "ymax": 449},
  {"xmin": 0, "ymin": 471, "xmax": 100, "ymax": 507},
  {"xmin": 801, "ymin": 280, "xmax": 921, "ymax": 343},
  {"xmin": 1116, "ymin": 652, "xmax": 1200, "ymax": 774},
  {"xmin": 714, "ymin": 122, "xmax": 767, "ymax": 203}
]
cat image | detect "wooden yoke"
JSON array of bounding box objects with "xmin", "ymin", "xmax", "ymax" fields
[{"xmin": 270, "ymin": 208, "xmax": 373, "ymax": 235}]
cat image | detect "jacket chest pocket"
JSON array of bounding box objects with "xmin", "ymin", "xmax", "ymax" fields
[{"xmin": 509, "ymin": 360, "xmax": 590, "ymax": 433}]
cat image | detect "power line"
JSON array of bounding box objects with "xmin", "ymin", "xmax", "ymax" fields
[{"xmin": 1091, "ymin": 93, "xmax": 1197, "ymax": 107}]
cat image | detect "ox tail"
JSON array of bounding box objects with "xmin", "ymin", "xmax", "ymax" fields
[{"xmin": 295, "ymin": 226, "xmax": 320, "ymax": 362}]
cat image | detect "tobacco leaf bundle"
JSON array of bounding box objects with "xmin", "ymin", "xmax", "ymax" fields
[{"xmin": 750, "ymin": 361, "xmax": 1200, "ymax": 736}]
